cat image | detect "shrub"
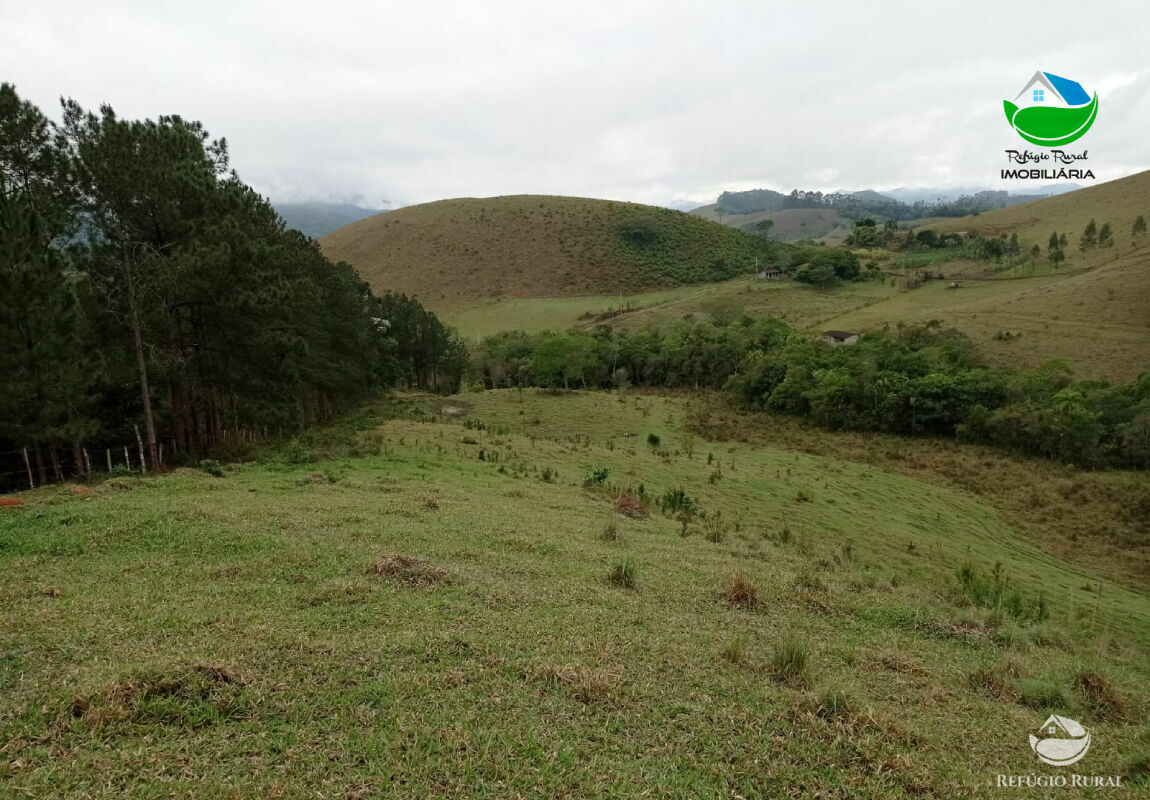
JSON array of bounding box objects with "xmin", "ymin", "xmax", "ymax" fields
[
  {"xmin": 659, "ymin": 487, "xmax": 699, "ymax": 516},
  {"xmin": 584, "ymin": 465, "xmax": 610, "ymax": 487},
  {"xmin": 198, "ymin": 459, "xmax": 224, "ymax": 478},
  {"xmin": 540, "ymin": 466, "xmax": 557, "ymax": 483},
  {"xmin": 722, "ymin": 572, "xmax": 760, "ymax": 610},
  {"xmin": 609, "ymin": 556, "xmax": 638, "ymax": 589},
  {"xmin": 646, "ymin": 433, "xmax": 660, "ymax": 448},
  {"xmin": 771, "ymin": 640, "xmax": 810, "ymax": 685}
]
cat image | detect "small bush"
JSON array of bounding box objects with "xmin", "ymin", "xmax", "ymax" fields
[
  {"xmin": 584, "ymin": 465, "xmax": 610, "ymax": 487},
  {"xmin": 540, "ymin": 466, "xmax": 557, "ymax": 483},
  {"xmin": 659, "ymin": 487, "xmax": 699, "ymax": 516},
  {"xmin": 646, "ymin": 433, "xmax": 660, "ymax": 448},
  {"xmin": 609, "ymin": 556, "xmax": 638, "ymax": 590},
  {"xmin": 722, "ymin": 572, "xmax": 760, "ymax": 610},
  {"xmin": 771, "ymin": 640, "xmax": 810, "ymax": 685},
  {"xmin": 198, "ymin": 459, "xmax": 225, "ymax": 478},
  {"xmin": 421, "ymin": 493, "xmax": 440, "ymax": 510}
]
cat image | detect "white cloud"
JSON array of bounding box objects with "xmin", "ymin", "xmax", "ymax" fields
[{"xmin": 2, "ymin": 0, "xmax": 1146, "ymax": 207}]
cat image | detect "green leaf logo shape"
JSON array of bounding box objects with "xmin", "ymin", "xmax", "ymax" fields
[
  {"xmin": 1004, "ymin": 94, "xmax": 1099, "ymax": 146},
  {"xmin": 1003, "ymin": 72, "xmax": 1098, "ymax": 147}
]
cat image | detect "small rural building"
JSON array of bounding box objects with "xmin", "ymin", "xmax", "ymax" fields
[
  {"xmin": 822, "ymin": 330, "xmax": 859, "ymax": 346},
  {"xmin": 757, "ymin": 269, "xmax": 783, "ymax": 281}
]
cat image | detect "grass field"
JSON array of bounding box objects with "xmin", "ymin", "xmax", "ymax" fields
[
  {"xmin": 443, "ymin": 277, "xmax": 896, "ymax": 339},
  {"xmin": 3, "ymin": 391, "xmax": 1148, "ymax": 797}
]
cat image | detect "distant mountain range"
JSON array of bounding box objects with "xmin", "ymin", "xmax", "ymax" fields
[{"xmin": 275, "ymin": 202, "xmax": 386, "ymax": 239}]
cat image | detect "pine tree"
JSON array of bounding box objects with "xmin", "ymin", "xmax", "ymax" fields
[
  {"xmin": 1097, "ymin": 222, "xmax": 1113, "ymax": 247},
  {"xmin": 1080, "ymin": 218, "xmax": 1098, "ymax": 249}
]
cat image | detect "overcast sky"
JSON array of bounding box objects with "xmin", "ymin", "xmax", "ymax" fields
[{"xmin": 3, "ymin": 1, "xmax": 1147, "ymax": 208}]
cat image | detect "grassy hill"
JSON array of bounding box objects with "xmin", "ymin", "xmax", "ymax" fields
[
  {"xmin": 2, "ymin": 390, "xmax": 1148, "ymax": 796},
  {"xmin": 320, "ymin": 195, "xmax": 779, "ymax": 304},
  {"xmin": 926, "ymin": 170, "xmax": 1150, "ymax": 246}
]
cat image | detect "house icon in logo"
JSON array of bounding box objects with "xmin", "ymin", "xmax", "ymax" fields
[
  {"xmin": 1029, "ymin": 714, "xmax": 1091, "ymax": 766},
  {"xmin": 1013, "ymin": 71, "xmax": 1092, "ymax": 110},
  {"xmin": 1003, "ymin": 70, "xmax": 1099, "ymax": 146}
]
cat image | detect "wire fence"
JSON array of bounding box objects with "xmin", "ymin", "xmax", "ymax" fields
[{"xmin": 0, "ymin": 428, "xmax": 272, "ymax": 493}]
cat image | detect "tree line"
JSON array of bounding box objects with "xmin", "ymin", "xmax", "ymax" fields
[
  {"xmin": 471, "ymin": 319, "xmax": 1150, "ymax": 469},
  {"xmin": 0, "ymin": 84, "xmax": 464, "ymax": 490}
]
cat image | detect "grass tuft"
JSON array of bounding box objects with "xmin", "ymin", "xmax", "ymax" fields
[
  {"xmin": 722, "ymin": 572, "xmax": 761, "ymax": 610},
  {"xmin": 608, "ymin": 556, "xmax": 638, "ymax": 590},
  {"xmin": 771, "ymin": 640, "xmax": 811, "ymax": 686}
]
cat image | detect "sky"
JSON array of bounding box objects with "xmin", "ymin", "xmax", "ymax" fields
[{"xmin": 3, "ymin": 0, "xmax": 1148, "ymax": 209}]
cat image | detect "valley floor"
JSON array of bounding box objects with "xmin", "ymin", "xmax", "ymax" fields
[{"xmin": 1, "ymin": 391, "xmax": 1148, "ymax": 798}]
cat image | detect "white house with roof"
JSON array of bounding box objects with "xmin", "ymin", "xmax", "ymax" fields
[{"xmin": 1013, "ymin": 71, "xmax": 1092, "ymax": 110}]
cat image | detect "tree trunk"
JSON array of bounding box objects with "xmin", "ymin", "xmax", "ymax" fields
[{"xmin": 130, "ymin": 310, "xmax": 159, "ymax": 470}]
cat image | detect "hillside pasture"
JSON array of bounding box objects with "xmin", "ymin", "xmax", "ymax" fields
[{"xmin": 2, "ymin": 390, "xmax": 1148, "ymax": 797}]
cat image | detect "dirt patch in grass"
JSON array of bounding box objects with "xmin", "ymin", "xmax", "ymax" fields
[
  {"xmin": 368, "ymin": 554, "xmax": 450, "ymax": 588},
  {"xmin": 68, "ymin": 664, "xmax": 250, "ymax": 730},
  {"xmin": 612, "ymin": 494, "xmax": 647, "ymax": 518}
]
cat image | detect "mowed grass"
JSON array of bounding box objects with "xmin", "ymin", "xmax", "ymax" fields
[{"xmin": 2, "ymin": 390, "xmax": 1149, "ymax": 798}]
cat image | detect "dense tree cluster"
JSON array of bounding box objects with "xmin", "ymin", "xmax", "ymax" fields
[
  {"xmin": 0, "ymin": 85, "xmax": 464, "ymax": 489},
  {"xmin": 471, "ymin": 319, "xmax": 1150, "ymax": 469}
]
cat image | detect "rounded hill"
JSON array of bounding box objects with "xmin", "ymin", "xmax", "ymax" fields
[{"xmin": 320, "ymin": 195, "xmax": 781, "ymax": 303}]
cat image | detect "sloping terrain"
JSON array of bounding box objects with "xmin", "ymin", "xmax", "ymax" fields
[
  {"xmin": 320, "ymin": 195, "xmax": 778, "ymax": 304},
  {"xmin": 926, "ymin": 169, "xmax": 1150, "ymax": 246},
  {"xmin": 838, "ymin": 248, "xmax": 1150, "ymax": 380},
  {"xmin": 2, "ymin": 391, "xmax": 1147, "ymax": 797}
]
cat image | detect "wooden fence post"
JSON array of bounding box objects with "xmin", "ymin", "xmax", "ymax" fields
[
  {"xmin": 22, "ymin": 447, "xmax": 34, "ymax": 490},
  {"xmin": 106, "ymin": 448, "xmax": 112, "ymax": 473},
  {"xmin": 134, "ymin": 425, "xmax": 146, "ymax": 475}
]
